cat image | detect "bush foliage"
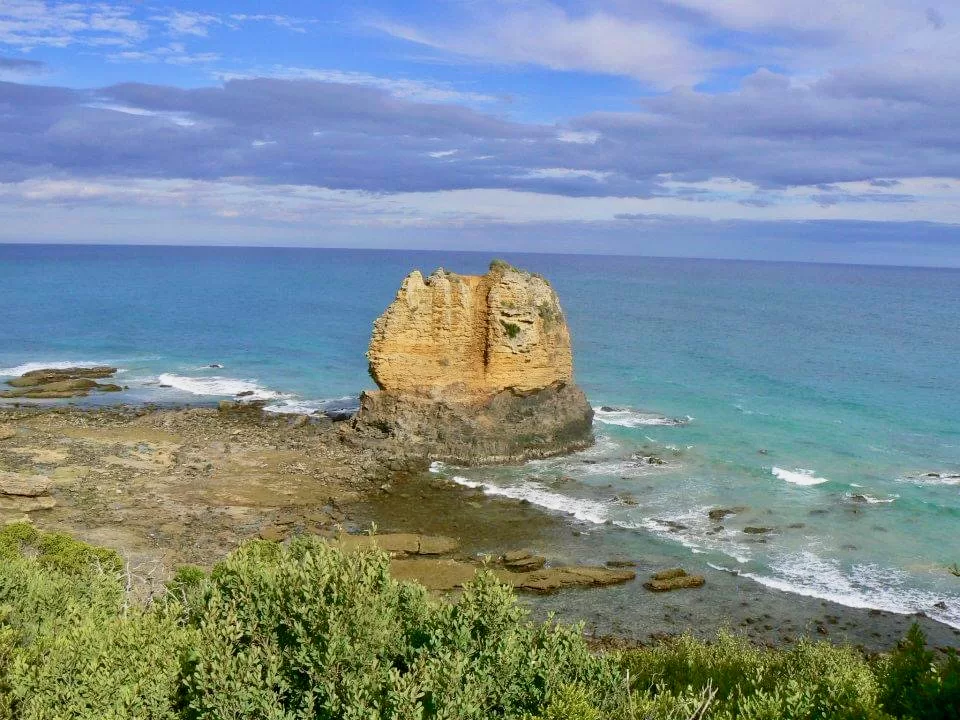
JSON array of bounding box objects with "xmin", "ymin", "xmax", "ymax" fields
[{"xmin": 0, "ymin": 522, "xmax": 957, "ymax": 719}]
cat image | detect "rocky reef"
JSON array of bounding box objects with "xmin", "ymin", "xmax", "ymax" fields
[
  {"xmin": 349, "ymin": 260, "xmax": 594, "ymax": 465},
  {"xmin": 1, "ymin": 366, "xmax": 122, "ymax": 399}
]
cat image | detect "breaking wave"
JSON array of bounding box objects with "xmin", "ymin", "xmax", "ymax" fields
[
  {"xmin": 156, "ymin": 373, "xmax": 283, "ymax": 400},
  {"xmin": 0, "ymin": 360, "xmax": 116, "ymax": 376},
  {"xmin": 593, "ymin": 407, "xmax": 692, "ymax": 428},
  {"xmin": 741, "ymin": 551, "xmax": 960, "ymax": 630},
  {"xmin": 772, "ymin": 466, "xmax": 830, "ymax": 486},
  {"xmin": 450, "ymin": 476, "xmax": 611, "ymax": 525},
  {"xmin": 154, "ymin": 373, "xmax": 358, "ymax": 416}
]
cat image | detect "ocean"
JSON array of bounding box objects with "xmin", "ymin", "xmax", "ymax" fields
[{"xmin": 2, "ymin": 244, "xmax": 959, "ymax": 631}]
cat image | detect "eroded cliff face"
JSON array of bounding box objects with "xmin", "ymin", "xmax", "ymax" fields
[
  {"xmin": 349, "ymin": 261, "xmax": 593, "ymax": 466},
  {"xmin": 367, "ymin": 261, "xmax": 573, "ymax": 400}
]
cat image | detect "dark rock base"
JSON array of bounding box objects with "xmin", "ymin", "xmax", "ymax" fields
[{"xmin": 346, "ymin": 381, "xmax": 594, "ymax": 466}]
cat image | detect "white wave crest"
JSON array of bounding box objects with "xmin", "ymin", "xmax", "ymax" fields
[
  {"xmin": 262, "ymin": 399, "xmax": 323, "ymax": 414},
  {"xmin": 156, "ymin": 373, "xmax": 282, "ymax": 400},
  {"xmin": 741, "ymin": 551, "xmax": 960, "ymax": 630},
  {"xmin": 772, "ymin": 466, "xmax": 830, "ymax": 486},
  {"xmin": 593, "ymin": 407, "xmax": 691, "ymax": 428},
  {"xmin": 450, "ymin": 476, "xmax": 611, "ymax": 525},
  {"xmin": 848, "ymin": 493, "xmax": 898, "ymax": 504},
  {"xmin": 898, "ymin": 473, "xmax": 960, "ymax": 487},
  {"xmin": 0, "ymin": 360, "xmax": 113, "ymax": 376},
  {"xmin": 639, "ymin": 510, "xmax": 753, "ymax": 564}
]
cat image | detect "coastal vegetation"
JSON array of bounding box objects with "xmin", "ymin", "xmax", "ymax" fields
[{"xmin": 1, "ymin": 523, "xmax": 957, "ymax": 720}]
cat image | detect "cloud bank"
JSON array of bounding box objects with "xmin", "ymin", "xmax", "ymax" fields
[{"xmin": 0, "ymin": 1, "xmax": 958, "ymax": 263}]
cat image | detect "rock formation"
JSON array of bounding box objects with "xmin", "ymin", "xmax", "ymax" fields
[
  {"xmin": 349, "ymin": 260, "xmax": 594, "ymax": 465},
  {"xmin": 1, "ymin": 366, "xmax": 122, "ymax": 399},
  {"xmin": 367, "ymin": 259, "xmax": 573, "ymax": 399}
]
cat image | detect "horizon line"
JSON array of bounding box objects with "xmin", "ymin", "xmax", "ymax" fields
[{"xmin": 2, "ymin": 240, "xmax": 959, "ymax": 272}]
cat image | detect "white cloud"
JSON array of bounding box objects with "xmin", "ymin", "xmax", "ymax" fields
[
  {"xmin": 215, "ymin": 66, "xmax": 499, "ymax": 105},
  {"xmin": 0, "ymin": 0, "xmax": 146, "ymax": 49},
  {"xmin": 522, "ymin": 168, "xmax": 612, "ymax": 182},
  {"xmin": 557, "ymin": 129, "xmax": 599, "ymax": 144},
  {"xmin": 151, "ymin": 10, "xmax": 222, "ymax": 38},
  {"xmin": 228, "ymin": 14, "xmax": 314, "ymax": 33},
  {"xmin": 3, "ymin": 175, "xmax": 958, "ymax": 228},
  {"xmin": 372, "ymin": 1, "xmax": 723, "ymax": 89},
  {"xmin": 109, "ymin": 42, "xmax": 219, "ymax": 65}
]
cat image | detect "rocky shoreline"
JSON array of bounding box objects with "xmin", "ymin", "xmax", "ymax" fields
[
  {"xmin": 3, "ymin": 260, "xmax": 958, "ymax": 654},
  {"xmin": 1, "ymin": 366, "xmax": 124, "ymax": 399},
  {"xmin": 2, "ymin": 402, "xmax": 957, "ymax": 654},
  {"xmin": 0, "ymin": 403, "xmax": 630, "ymax": 601}
]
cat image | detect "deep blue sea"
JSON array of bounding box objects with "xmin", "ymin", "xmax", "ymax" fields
[{"xmin": 2, "ymin": 244, "xmax": 959, "ymax": 629}]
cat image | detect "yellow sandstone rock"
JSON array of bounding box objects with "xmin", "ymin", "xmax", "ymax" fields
[
  {"xmin": 351, "ymin": 260, "xmax": 594, "ymax": 465},
  {"xmin": 368, "ymin": 261, "xmax": 573, "ymax": 400}
]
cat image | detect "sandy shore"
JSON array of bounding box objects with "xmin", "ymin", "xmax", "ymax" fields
[{"xmin": 2, "ymin": 404, "xmax": 957, "ymax": 653}]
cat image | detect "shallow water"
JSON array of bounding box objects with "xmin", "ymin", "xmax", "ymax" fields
[{"xmin": 2, "ymin": 244, "xmax": 958, "ymax": 632}]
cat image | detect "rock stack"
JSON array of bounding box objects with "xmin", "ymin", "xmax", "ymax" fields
[{"xmin": 348, "ymin": 260, "xmax": 594, "ymax": 465}]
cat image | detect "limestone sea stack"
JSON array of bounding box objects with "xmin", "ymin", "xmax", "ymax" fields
[{"xmin": 348, "ymin": 260, "xmax": 594, "ymax": 465}]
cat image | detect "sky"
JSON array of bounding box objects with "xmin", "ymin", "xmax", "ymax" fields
[{"xmin": 1, "ymin": 1, "xmax": 959, "ymax": 265}]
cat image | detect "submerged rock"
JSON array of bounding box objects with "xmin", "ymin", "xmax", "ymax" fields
[
  {"xmin": 511, "ymin": 566, "xmax": 635, "ymax": 593},
  {"xmin": 708, "ymin": 506, "xmax": 747, "ymax": 521},
  {"xmin": 643, "ymin": 568, "xmax": 706, "ymax": 592},
  {"xmin": 333, "ymin": 533, "xmax": 634, "ymax": 593},
  {"xmin": 6, "ymin": 366, "xmax": 117, "ymax": 388},
  {"xmin": 330, "ymin": 533, "xmax": 460, "ymax": 558},
  {"xmin": 2, "ymin": 366, "xmax": 122, "ymax": 399},
  {"xmin": 349, "ymin": 260, "xmax": 594, "ymax": 465}
]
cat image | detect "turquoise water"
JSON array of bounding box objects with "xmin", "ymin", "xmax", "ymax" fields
[{"xmin": 2, "ymin": 244, "xmax": 958, "ymax": 628}]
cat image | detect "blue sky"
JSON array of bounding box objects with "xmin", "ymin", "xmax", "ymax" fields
[{"xmin": 1, "ymin": 1, "xmax": 959, "ymax": 265}]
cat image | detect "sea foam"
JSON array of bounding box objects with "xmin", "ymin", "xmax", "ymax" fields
[
  {"xmin": 0, "ymin": 360, "xmax": 114, "ymax": 376},
  {"xmin": 772, "ymin": 466, "xmax": 830, "ymax": 486},
  {"xmin": 897, "ymin": 473, "xmax": 960, "ymax": 487},
  {"xmin": 157, "ymin": 373, "xmax": 282, "ymax": 400},
  {"xmin": 593, "ymin": 407, "xmax": 691, "ymax": 428},
  {"xmin": 450, "ymin": 476, "xmax": 611, "ymax": 525},
  {"xmin": 741, "ymin": 551, "xmax": 960, "ymax": 630},
  {"xmin": 155, "ymin": 373, "xmax": 358, "ymax": 416}
]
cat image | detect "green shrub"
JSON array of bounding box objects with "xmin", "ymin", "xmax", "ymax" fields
[
  {"xmin": 0, "ymin": 524, "xmax": 194, "ymax": 719},
  {"xmin": 178, "ymin": 536, "xmax": 618, "ymax": 719},
  {"xmin": 875, "ymin": 624, "xmax": 960, "ymax": 719},
  {"xmin": 618, "ymin": 631, "xmax": 888, "ymax": 719},
  {"xmin": 0, "ymin": 521, "xmax": 122, "ymax": 576},
  {"xmin": 7, "ymin": 607, "xmax": 193, "ymax": 720},
  {"xmin": 2, "ymin": 526, "xmax": 958, "ymax": 720},
  {"xmin": 164, "ymin": 564, "xmax": 208, "ymax": 612},
  {"xmin": 501, "ymin": 321, "xmax": 521, "ymax": 339},
  {"xmin": 0, "ymin": 525, "xmax": 124, "ymax": 646}
]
